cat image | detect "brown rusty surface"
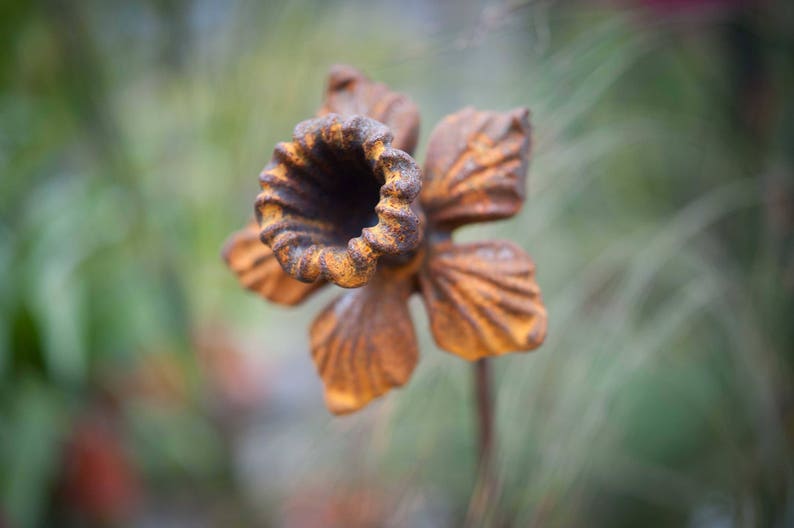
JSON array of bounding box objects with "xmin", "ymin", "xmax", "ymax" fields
[
  {"xmin": 418, "ymin": 240, "xmax": 547, "ymax": 360},
  {"xmin": 420, "ymin": 106, "xmax": 531, "ymax": 230},
  {"xmin": 310, "ymin": 262, "xmax": 420, "ymax": 415},
  {"xmin": 221, "ymin": 219, "xmax": 325, "ymax": 305},
  {"xmin": 256, "ymin": 114, "xmax": 422, "ymax": 288},
  {"xmin": 318, "ymin": 65, "xmax": 420, "ymax": 155},
  {"xmin": 223, "ymin": 65, "xmax": 549, "ymax": 414}
]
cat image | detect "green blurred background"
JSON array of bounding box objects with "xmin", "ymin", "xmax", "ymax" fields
[{"xmin": 1, "ymin": 0, "xmax": 793, "ymax": 526}]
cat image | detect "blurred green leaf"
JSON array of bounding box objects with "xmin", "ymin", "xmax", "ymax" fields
[{"xmin": 0, "ymin": 379, "xmax": 67, "ymax": 528}]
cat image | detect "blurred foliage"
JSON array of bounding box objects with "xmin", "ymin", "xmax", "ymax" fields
[{"xmin": 1, "ymin": 0, "xmax": 793, "ymax": 527}]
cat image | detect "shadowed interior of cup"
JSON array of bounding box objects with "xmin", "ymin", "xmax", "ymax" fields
[{"xmin": 301, "ymin": 138, "xmax": 383, "ymax": 245}]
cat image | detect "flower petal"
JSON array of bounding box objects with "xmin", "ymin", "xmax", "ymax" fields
[
  {"xmin": 420, "ymin": 107, "xmax": 531, "ymax": 229},
  {"xmin": 221, "ymin": 220, "xmax": 325, "ymax": 305},
  {"xmin": 310, "ymin": 270, "xmax": 418, "ymax": 414},
  {"xmin": 257, "ymin": 114, "xmax": 422, "ymax": 288},
  {"xmin": 318, "ymin": 65, "xmax": 421, "ymax": 155},
  {"xmin": 419, "ymin": 240, "xmax": 547, "ymax": 360}
]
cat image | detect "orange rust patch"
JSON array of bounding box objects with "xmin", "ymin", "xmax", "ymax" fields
[
  {"xmin": 310, "ymin": 270, "xmax": 417, "ymax": 415},
  {"xmin": 221, "ymin": 220, "xmax": 325, "ymax": 305},
  {"xmin": 418, "ymin": 239, "xmax": 547, "ymax": 360},
  {"xmin": 255, "ymin": 114, "xmax": 422, "ymax": 288},
  {"xmin": 420, "ymin": 106, "xmax": 531, "ymax": 229},
  {"xmin": 318, "ymin": 65, "xmax": 420, "ymax": 155}
]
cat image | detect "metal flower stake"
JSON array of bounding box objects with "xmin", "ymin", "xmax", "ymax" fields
[{"xmin": 223, "ymin": 65, "xmax": 547, "ymax": 515}]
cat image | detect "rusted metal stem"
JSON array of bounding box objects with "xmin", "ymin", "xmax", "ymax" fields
[
  {"xmin": 467, "ymin": 358, "xmax": 496, "ymax": 526},
  {"xmin": 475, "ymin": 358, "xmax": 494, "ymax": 473}
]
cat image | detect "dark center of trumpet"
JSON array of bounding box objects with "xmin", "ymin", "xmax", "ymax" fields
[{"xmin": 303, "ymin": 134, "xmax": 383, "ymax": 246}]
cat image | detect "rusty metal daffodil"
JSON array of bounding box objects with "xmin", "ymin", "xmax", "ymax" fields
[{"xmin": 223, "ymin": 65, "xmax": 547, "ymax": 415}]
